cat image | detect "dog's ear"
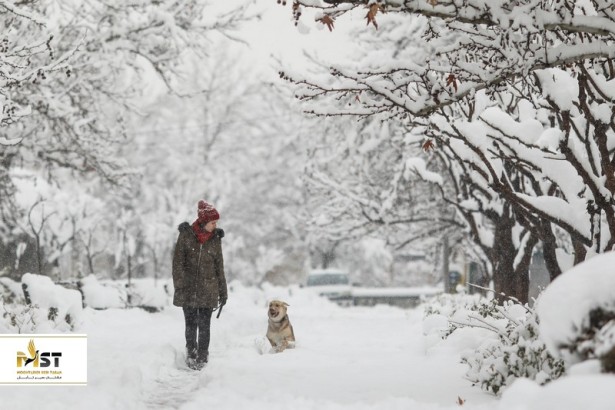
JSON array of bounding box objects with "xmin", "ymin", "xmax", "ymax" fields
[{"xmin": 283, "ymin": 302, "xmax": 289, "ymax": 307}]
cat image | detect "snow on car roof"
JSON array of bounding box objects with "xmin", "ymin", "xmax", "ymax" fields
[{"xmin": 308, "ymin": 269, "xmax": 348, "ymax": 276}]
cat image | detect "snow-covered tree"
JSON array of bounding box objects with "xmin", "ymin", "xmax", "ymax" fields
[
  {"xmin": 0, "ymin": 1, "xmax": 80, "ymax": 239},
  {"xmin": 0, "ymin": 2, "xmax": 75, "ymax": 128},
  {"xmin": 0, "ymin": 1, "xmax": 253, "ymax": 278},
  {"xmin": 122, "ymin": 39, "xmax": 311, "ymax": 285},
  {"xmin": 303, "ymin": 112, "xmax": 465, "ymax": 282},
  {"xmin": 276, "ymin": 0, "xmax": 615, "ymax": 302},
  {"xmin": 4, "ymin": 0, "xmax": 251, "ymax": 185}
]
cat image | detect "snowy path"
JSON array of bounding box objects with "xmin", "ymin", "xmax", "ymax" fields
[
  {"xmin": 2, "ymin": 286, "xmax": 498, "ymax": 410},
  {"xmin": 143, "ymin": 353, "xmax": 202, "ymax": 409}
]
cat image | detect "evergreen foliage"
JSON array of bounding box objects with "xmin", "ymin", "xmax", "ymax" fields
[{"xmin": 425, "ymin": 293, "xmax": 566, "ymax": 395}]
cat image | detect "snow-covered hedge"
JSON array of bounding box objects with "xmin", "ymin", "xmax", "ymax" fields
[
  {"xmin": 79, "ymin": 274, "xmax": 124, "ymax": 309},
  {"xmin": 537, "ymin": 252, "xmax": 615, "ymax": 371},
  {"xmin": 423, "ymin": 292, "xmax": 485, "ymax": 338},
  {"xmin": 124, "ymin": 278, "xmax": 171, "ymax": 312},
  {"xmin": 0, "ymin": 274, "xmax": 175, "ymax": 332},
  {"xmin": 0, "ymin": 277, "xmax": 25, "ymax": 304},
  {"xmin": 22, "ymin": 273, "xmax": 83, "ymax": 325},
  {"xmin": 424, "ymin": 293, "xmax": 565, "ymax": 395},
  {"xmin": 0, "ymin": 273, "xmax": 84, "ymax": 332},
  {"xmin": 97, "ymin": 278, "xmax": 171, "ymax": 312}
]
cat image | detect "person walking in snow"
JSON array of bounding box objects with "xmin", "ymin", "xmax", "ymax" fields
[{"xmin": 172, "ymin": 200, "xmax": 227, "ymax": 370}]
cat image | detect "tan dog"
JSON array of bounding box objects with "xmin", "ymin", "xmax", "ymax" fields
[{"xmin": 266, "ymin": 300, "xmax": 295, "ymax": 353}]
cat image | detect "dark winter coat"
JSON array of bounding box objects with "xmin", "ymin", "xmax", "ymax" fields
[{"xmin": 172, "ymin": 222, "xmax": 227, "ymax": 308}]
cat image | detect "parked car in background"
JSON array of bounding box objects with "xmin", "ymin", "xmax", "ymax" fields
[{"xmin": 304, "ymin": 269, "xmax": 353, "ymax": 306}]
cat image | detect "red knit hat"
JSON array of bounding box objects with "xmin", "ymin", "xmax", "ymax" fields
[{"xmin": 197, "ymin": 200, "xmax": 219, "ymax": 224}]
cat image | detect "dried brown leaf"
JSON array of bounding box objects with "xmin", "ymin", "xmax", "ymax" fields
[
  {"xmin": 318, "ymin": 15, "xmax": 335, "ymax": 31},
  {"xmin": 446, "ymin": 73, "xmax": 458, "ymax": 92},
  {"xmin": 365, "ymin": 4, "xmax": 379, "ymax": 29},
  {"xmin": 422, "ymin": 139, "xmax": 435, "ymax": 152}
]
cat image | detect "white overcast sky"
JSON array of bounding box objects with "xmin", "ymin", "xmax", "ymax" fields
[{"xmin": 233, "ymin": 1, "xmax": 359, "ymax": 77}]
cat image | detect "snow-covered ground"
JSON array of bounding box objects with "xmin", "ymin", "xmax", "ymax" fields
[{"xmin": 3, "ymin": 282, "xmax": 615, "ymax": 409}]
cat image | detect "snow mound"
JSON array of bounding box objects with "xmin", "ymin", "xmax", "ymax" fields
[
  {"xmin": 126, "ymin": 278, "xmax": 171, "ymax": 311},
  {"xmin": 21, "ymin": 273, "xmax": 83, "ymax": 328},
  {"xmin": 499, "ymin": 375, "xmax": 615, "ymax": 410},
  {"xmin": 0, "ymin": 277, "xmax": 25, "ymax": 304},
  {"xmin": 536, "ymin": 252, "xmax": 615, "ymax": 360},
  {"xmin": 535, "ymin": 68, "xmax": 579, "ymax": 111},
  {"xmin": 80, "ymin": 275, "xmax": 124, "ymax": 309},
  {"xmin": 97, "ymin": 278, "xmax": 172, "ymax": 312}
]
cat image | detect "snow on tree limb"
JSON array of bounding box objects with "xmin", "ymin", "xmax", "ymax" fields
[
  {"xmin": 0, "ymin": 0, "xmax": 45, "ymax": 25},
  {"xmin": 319, "ymin": 0, "xmax": 615, "ymax": 37}
]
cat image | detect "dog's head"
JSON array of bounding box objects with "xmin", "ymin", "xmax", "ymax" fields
[{"xmin": 268, "ymin": 300, "xmax": 289, "ymax": 322}]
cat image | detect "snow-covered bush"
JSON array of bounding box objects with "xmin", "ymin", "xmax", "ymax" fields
[
  {"xmin": 537, "ymin": 252, "xmax": 615, "ymax": 371},
  {"xmin": 125, "ymin": 278, "xmax": 171, "ymax": 312},
  {"xmin": 424, "ymin": 293, "xmax": 565, "ymax": 395},
  {"xmin": 0, "ymin": 277, "xmax": 25, "ymax": 304},
  {"xmin": 0, "ymin": 274, "xmax": 83, "ymax": 332},
  {"xmin": 423, "ymin": 292, "xmax": 487, "ymax": 338},
  {"xmin": 1, "ymin": 303, "xmax": 41, "ymax": 333},
  {"xmin": 0, "ymin": 300, "xmax": 74, "ymax": 334},
  {"xmin": 21, "ymin": 273, "xmax": 83, "ymax": 331},
  {"xmin": 98, "ymin": 278, "xmax": 171, "ymax": 312},
  {"xmin": 79, "ymin": 275, "xmax": 124, "ymax": 309},
  {"xmin": 461, "ymin": 305, "xmax": 566, "ymax": 395}
]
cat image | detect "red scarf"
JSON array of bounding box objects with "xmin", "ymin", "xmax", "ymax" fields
[{"xmin": 192, "ymin": 221, "xmax": 214, "ymax": 244}]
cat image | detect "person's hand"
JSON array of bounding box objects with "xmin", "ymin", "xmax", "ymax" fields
[{"xmin": 219, "ymin": 295, "xmax": 227, "ymax": 307}]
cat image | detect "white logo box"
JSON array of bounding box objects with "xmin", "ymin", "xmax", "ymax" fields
[{"xmin": 0, "ymin": 334, "xmax": 87, "ymax": 385}]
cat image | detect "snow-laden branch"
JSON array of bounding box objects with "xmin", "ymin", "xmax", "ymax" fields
[
  {"xmin": 0, "ymin": 0, "xmax": 45, "ymax": 26},
  {"xmin": 319, "ymin": 0, "xmax": 615, "ymax": 37},
  {"xmin": 286, "ymin": 42, "xmax": 615, "ymax": 119},
  {"xmin": 277, "ymin": 0, "xmax": 615, "ymax": 289}
]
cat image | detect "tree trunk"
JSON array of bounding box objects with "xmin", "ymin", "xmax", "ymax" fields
[
  {"xmin": 314, "ymin": 240, "xmax": 340, "ymax": 269},
  {"xmin": 87, "ymin": 254, "xmax": 95, "ymax": 275},
  {"xmin": 35, "ymin": 235, "xmax": 43, "ymax": 275},
  {"xmin": 573, "ymin": 240, "xmax": 587, "ymax": 266},
  {"xmin": 513, "ymin": 232, "xmax": 537, "ymax": 304},
  {"xmin": 442, "ymin": 235, "xmax": 451, "ymax": 293},
  {"xmin": 539, "ymin": 221, "xmax": 562, "ymax": 281},
  {"xmin": 491, "ymin": 207, "xmax": 531, "ymax": 304}
]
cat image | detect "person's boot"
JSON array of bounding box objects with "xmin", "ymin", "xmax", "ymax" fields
[
  {"xmin": 195, "ymin": 351, "xmax": 208, "ymax": 370},
  {"xmin": 186, "ymin": 348, "xmax": 198, "ymax": 370}
]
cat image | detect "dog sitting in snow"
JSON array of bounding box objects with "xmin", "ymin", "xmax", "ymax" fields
[{"xmin": 266, "ymin": 300, "xmax": 295, "ymax": 353}]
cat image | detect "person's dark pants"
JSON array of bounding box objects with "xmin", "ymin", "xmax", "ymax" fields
[{"xmin": 183, "ymin": 307, "xmax": 213, "ymax": 363}]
